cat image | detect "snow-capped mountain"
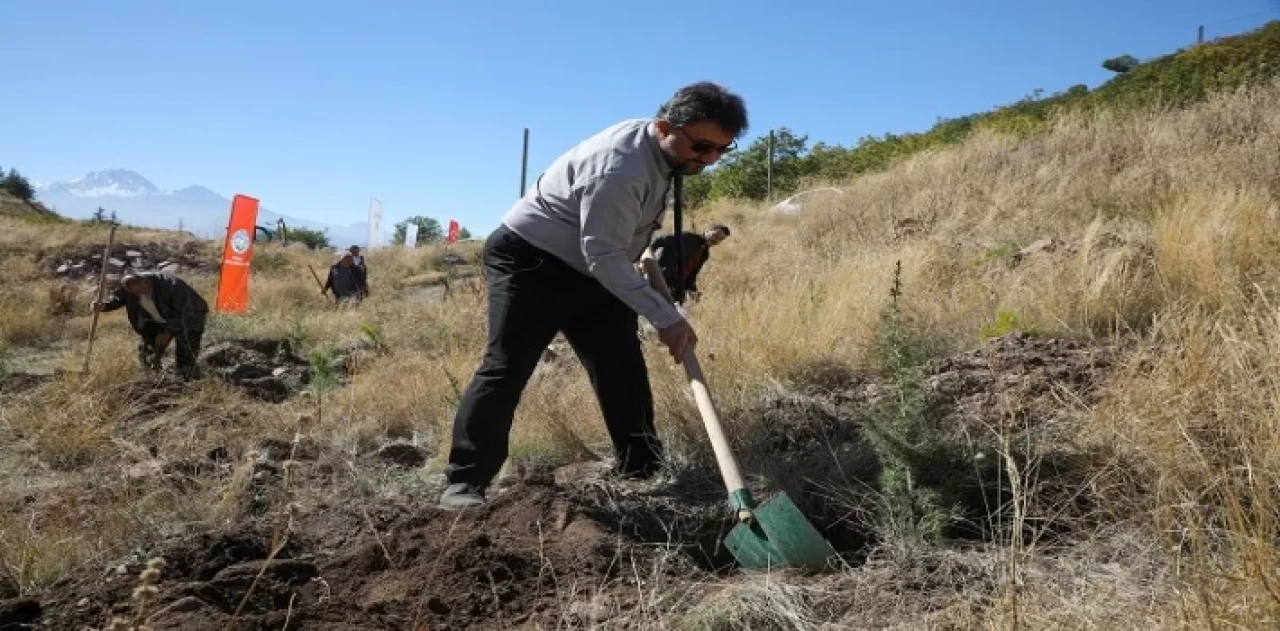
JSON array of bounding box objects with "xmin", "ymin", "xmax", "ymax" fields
[
  {"xmin": 36, "ymin": 169, "xmax": 385, "ymax": 247},
  {"xmin": 42, "ymin": 168, "xmax": 161, "ymax": 198}
]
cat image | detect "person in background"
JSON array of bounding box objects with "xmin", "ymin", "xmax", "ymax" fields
[
  {"xmin": 91, "ymin": 271, "xmax": 209, "ymax": 380},
  {"xmin": 649, "ymin": 223, "xmax": 731, "ymax": 304},
  {"xmin": 323, "ymin": 252, "xmax": 369, "ymax": 303},
  {"xmin": 348, "ymin": 245, "xmax": 365, "ymax": 269}
]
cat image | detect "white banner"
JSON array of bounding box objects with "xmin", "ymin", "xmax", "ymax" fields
[
  {"xmin": 367, "ymin": 198, "xmax": 384, "ymax": 249},
  {"xmin": 404, "ymin": 223, "xmax": 418, "ymax": 248}
]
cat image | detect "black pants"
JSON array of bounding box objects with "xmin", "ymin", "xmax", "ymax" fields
[
  {"xmin": 444, "ymin": 225, "xmax": 662, "ymax": 487},
  {"xmin": 138, "ymin": 322, "xmax": 203, "ymax": 377}
]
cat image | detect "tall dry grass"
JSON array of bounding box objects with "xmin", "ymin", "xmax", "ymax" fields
[{"xmin": 648, "ymin": 80, "xmax": 1280, "ymax": 627}]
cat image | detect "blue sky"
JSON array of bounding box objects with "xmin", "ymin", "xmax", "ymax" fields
[{"xmin": 6, "ymin": 1, "xmax": 1278, "ymax": 235}]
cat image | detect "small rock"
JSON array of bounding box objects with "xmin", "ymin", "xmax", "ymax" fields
[
  {"xmin": 568, "ymin": 598, "xmax": 611, "ymax": 622},
  {"xmin": 257, "ymin": 438, "xmax": 292, "ymax": 462},
  {"xmin": 56, "ymin": 263, "xmax": 70, "ymax": 274},
  {"xmin": 1014, "ymin": 238, "xmax": 1061, "ymax": 261},
  {"xmin": 125, "ymin": 459, "xmax": 165, "ymax": 480},
  {"xmin": 376, "ymin": 443, "xmax": 427, "ymax": 468}
]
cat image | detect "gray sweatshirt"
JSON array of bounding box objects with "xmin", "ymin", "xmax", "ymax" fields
[{"xmin": 501, "ymin": 118, "xmax": 683, "ymax": 329}]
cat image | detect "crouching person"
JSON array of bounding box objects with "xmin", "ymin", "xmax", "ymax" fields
[{"xmin": 91, "ymin": 272, "xmax": 209, "ymax": 380}]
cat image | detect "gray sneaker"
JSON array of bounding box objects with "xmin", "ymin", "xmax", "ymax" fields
[{"xmin": 439, "ymin": 483, "xmax": 486, "ymax": 510}]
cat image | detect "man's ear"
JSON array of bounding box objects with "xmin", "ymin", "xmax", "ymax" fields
[{"xmin": 654, "ymin": 119, "xmax": 672, "ymax": 136}]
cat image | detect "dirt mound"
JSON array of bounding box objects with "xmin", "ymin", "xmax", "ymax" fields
[
  {"xmin": 199, "ymin": 338, "xmax": 372, "ymax": 403},
  {"xmin": 37, "ymin": 479, "xmax": 718, "ymax": 630},
  {"xmin": 925, "ymin": 331, "xmax": 1115, "ymax": 435},
  {"xmin": 38, "ymin": 240, "xmax": 216, "ymax": 280},
  {"xmin": 200, "ymin": 339, "xmax": 314, "ymax": 403}
]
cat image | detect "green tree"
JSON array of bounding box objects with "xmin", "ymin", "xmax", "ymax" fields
[
  {"xmin": 458, "ymin": 227, "xmax": 472, "ymax": 240},
  {"xmin": 700, "ymin": 127, "xmax": 817, "ymax": 204},
  {"xmin": 393, "ymin": 215, "xmax": 443, "ymax": 245},
  {"xmin": 0, "ymin": 168, "xmax": 35, "ymax": 202},
  {"xmin": 91, "ymin": 207, "xmax": 107, "ymax": 222},
  {"xmin": 1102, "ymin": 54, "xmax": 1140, "ymax": 74},
  {"xmin": 290, "ymin": 227, "xmax": 330, "ymax": 250}
]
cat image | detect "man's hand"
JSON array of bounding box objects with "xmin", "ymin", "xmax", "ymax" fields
[{"xmin": 657, "ymin": 319, "xmax": 697, "ymax": 364}]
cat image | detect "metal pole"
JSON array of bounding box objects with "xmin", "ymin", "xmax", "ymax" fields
[
  {"xmin": 520, "ymin": 128, "xmax": 530, "ymax": 198},
  {"xmin": 766, "ymin": 130, "xmax": 775, "ymax": 201}
]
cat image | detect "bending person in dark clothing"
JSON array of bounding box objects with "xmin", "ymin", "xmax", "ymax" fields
[
  {"xmin": 91, "ymin": 271, "xmax": 209, "ymax": 380},
  {"xmin": 649, "ymin": 223, "xmax": 730, "ymax": 304},
  {"xmin": 323, "ymin": 252, "xmax": 369, "ymax": 303}
]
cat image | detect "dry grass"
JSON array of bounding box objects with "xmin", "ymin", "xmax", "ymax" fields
[{"xmin": 4, "ymin": 79, "xmax": 1280, "ymax": 628}]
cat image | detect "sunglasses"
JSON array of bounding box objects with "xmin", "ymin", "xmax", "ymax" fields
[{"xmin": 678, "ymin": 127, "xmax": 736, "ymax": 155}]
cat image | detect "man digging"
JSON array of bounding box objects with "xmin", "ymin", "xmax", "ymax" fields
[
  {"xmin": 90, "ymin": 271, "xmax": 209, "ymax": 380},
  {"xmin": 649, "ymin": 223, "xmax": 731, "ymax": 305},
  {"xmin": 439, "ymin": 81, "xmax": 749, "ymax": 509}
]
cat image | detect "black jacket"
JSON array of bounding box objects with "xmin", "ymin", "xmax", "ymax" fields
[
  {"xmin": 324, "ymin": 263, "xmax": 368, "ymax": 299},
  {"xmin": 100, "ymin": 272, "xmax": 209, "ymax": 334},
  {"xmin": 651, "ymin": 231, "xmax": 711, "ymax": 295}
]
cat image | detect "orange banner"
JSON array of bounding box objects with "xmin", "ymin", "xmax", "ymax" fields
[
  {"xmin": 447, "ymin": 219, "xmax": 460, "ymax": 245},
  {"xmin": 214, "ymin": 194, "xmax": 260, "ymax": 312}
]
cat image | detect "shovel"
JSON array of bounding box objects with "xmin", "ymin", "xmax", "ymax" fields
[
  {"xmin": 640, "ymin": 254, "xmax": 839, "ymax": 572},
  {"xmin": 81, "ymin": 222, "xmax": 120, "ymax": 374}
]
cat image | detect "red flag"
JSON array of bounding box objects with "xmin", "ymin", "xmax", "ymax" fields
[
  {"xmin": 214, "ymin": 194, "xmax": 260, "ymax": 312},
  {"xmin": 446, "ymin": 219, "xmax": 460, "ymax": 245}
]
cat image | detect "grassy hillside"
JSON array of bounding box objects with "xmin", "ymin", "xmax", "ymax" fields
[
  {"xmin": 0, "ymin": 190, "xmax": 64, "ymax": 221},
  {"xmin": 2, "ymin": 78, "xmax": 1280, "ymax": 629},
  {"xmin": 688, "ymin": 20, "xmax": 1280, "ymax": 205}
]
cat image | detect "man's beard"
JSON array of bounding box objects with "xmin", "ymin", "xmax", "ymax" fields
[{"xmin": 676, "ymin": 161, "xmax": 708, "ymax": 175}]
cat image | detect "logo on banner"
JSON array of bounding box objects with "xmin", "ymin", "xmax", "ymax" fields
[{"xmin": 231, "ymin": 229, "xmax": 252, "ymax": 254}]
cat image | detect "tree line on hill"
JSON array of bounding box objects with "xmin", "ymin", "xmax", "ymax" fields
[
  {"xmin": 682, "ymin": 20, "xmax": 1280, "ymax": 208},
  {"xmin": 0, "ymin": 167, "xmax": 35, "ymax": 202}
]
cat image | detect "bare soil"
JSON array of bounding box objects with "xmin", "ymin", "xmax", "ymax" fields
[{"xmin": 34, "ymin": 476, "xmax": 725, "ymax": 631}]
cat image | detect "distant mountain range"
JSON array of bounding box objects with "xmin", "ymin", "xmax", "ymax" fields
[{"xmin": 35, "ymin": 169, "xmax": 385, "ymax": 247}]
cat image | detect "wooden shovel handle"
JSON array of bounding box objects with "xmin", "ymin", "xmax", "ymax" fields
[
  {"xmin": 641, "ymin": 256, "xmax": 753, "ymax": 517},
  {"xmin": 83, "ymin": 223, "xmax": 119, "ymax": 373}
]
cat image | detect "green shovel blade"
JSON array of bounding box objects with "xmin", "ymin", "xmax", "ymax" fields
[{"xmin": 724, "ymin": 491, "xmax": 839, "ymax": 572}]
